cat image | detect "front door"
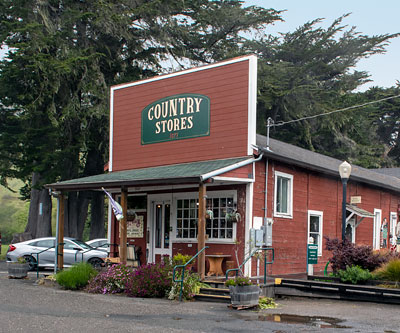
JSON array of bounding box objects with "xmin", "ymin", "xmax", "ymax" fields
[
  {"xmin": 152, "ymin": 201, "xmax": 172, "ymax": 262},
  {"xmin": 373, "ymin": 209, "xmax": 382, "ymax": 250}
]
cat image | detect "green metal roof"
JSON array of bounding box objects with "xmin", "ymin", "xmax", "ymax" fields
[{"xmin": 45, "ymin": 156, "xmax": 252, "ymax": 191}]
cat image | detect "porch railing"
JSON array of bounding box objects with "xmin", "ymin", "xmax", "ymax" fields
[
  {"xmin": 172, "ymin": 246, "xmax": 209, "ymax": 301},
  {"xmin": 225, "ymin": 247, "xmax": 274, "ymax": 284},
  {"xmin": 31, "ymin": 244, "xmax": 58, "ymax": 278}
]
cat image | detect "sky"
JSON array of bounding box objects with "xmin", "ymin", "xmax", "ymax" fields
[{"xmin": 244, "ymin": 0, "xmax": 400, "ymax": 91}]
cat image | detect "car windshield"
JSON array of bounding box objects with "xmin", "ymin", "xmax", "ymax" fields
[{"xmin": 72, "ymin": 239, "xmax": 93, "ymax": 250}]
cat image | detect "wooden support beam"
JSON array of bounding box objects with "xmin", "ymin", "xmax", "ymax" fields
[
  {"xmin": 198, "ymin": 183, "xmax": 206, "ymax": 280},
  {"xmin": 57, "ymin": 193, "xmax": 65, "ymax": 271},
  {"xmin": 120, "ymin": 187, "xmax": 128, "ymax": 264}
]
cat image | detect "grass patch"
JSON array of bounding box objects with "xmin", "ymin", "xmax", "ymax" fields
[{"xmin": 0, "ymin": 244, "xmax": 9, "ymax": 261}]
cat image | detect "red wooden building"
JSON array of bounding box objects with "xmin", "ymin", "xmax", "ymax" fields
[{"xmin": 48, "ymin": 55, "xmax": 400, "ymax": 277}]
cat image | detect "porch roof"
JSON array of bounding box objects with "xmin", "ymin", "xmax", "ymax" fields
[
  {"xmin": 45, "ymin": 156, "xmax": 252, "ymax": 191},
  {"xmin": 346, "ymin": 204, "xmax": 375, "ymax": 218}
]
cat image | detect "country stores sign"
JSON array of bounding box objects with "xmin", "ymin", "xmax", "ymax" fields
[{"xmin": 141, "ymin": 94, "xmax": 210, "ymax": 145}]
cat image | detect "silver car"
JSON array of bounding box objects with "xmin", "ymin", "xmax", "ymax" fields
[{"xmin": 6, "ymin": 237, "xmax": 107, "ymax": 270}]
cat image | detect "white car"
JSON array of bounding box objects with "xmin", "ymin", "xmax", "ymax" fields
[
  {"xmin": 6, "ymin": 237, "xmax": 107, "ymax": 270},
  {"xmin": 86, "ymin": 238, "xmax": 109, "ymax": 252}
]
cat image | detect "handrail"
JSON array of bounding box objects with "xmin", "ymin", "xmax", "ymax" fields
[
  {"xmin": 78, "ymin": 242, "xmax": 118, "ymax": 262},
  {"xmin": 324, "ymin": 260, "xmax": 330, "ymax": 276},
  {"xmin": 225, "ymin": 247, "xmax": 274, "ymax": 284},
  {"xmin": 173, "ymin": 246, "xmax": 209, "ymax": 301},
  {"xmin": 31, "ymin": 244, "xmax": 57, "ymax": 279}
]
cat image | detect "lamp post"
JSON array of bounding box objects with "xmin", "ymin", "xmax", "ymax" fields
[{"xmin": 339, "ymin": 161, "xmax": 352, "ymax": 241}]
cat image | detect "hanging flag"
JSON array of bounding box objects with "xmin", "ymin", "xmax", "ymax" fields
[{"xmin": 102, "ymin": 187, "xmax": 124, "ymax": 221}]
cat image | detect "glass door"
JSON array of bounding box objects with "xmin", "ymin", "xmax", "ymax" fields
[{"xmin": 152, "ymin": 201, "xmax": 171, "ymax": 262}]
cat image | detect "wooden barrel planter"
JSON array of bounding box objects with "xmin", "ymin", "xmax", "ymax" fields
[
  {"xmin": 7, "ymin": 263, "xmax": 29, "ymax": 279},
  {"xmin": 229, "ymin": 285, "xmax": 260, "ymax": 307}
]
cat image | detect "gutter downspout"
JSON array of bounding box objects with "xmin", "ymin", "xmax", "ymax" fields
[{"xmin": 200, "ymin": 153, "xmax": 264, "ymax": 182}]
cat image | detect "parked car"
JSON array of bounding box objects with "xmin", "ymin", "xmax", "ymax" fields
[
  {"xmin": 86, "ymin": 238, "xmax": 109, "ymax": 253},
  {"xmin": 6, "ymin": 237, "xmax": 107, "ymax": 270}
]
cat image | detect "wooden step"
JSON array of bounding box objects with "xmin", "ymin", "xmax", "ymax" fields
[
  {"xmin": 194, "ymin": 293, "xmax": 231, "ymax": 303},
  {"xmin": 199, "ymin": 287, "xmax": 230, "ymax": 296}
]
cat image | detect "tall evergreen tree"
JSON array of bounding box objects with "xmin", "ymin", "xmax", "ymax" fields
[
  {"xmin": 0, "ymin": 0, "xmax": 281, "ymax": 238},
  {"xmin": 248, "ymin": 15, "xmax": 399, "ymax": 167}
]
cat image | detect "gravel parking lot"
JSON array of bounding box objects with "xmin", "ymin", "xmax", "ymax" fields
[{"xmin": 0, "ymin": 260, "xmax": 399, "ymax": 332}]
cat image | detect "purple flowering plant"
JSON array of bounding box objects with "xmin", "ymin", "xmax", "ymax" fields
[
  {"xmin": 86, "ymin": 263, "xmax": 134, "ymax": 294},
  {"xmin": 124, "ymin": 262, "xmax": 173, "ymax": 298}
]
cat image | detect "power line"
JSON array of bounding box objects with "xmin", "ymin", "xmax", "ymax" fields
[{"xmin": 269, "ymin": 94, "xmax": 400, "ymax": 128}]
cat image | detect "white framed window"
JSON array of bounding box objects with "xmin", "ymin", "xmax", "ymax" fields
[
  {"xmin": 308, "ymin": 210, "xmax": 323, "ymax": 256},
  {"xmin": 274, "ymin": 171, "xmax": 293, "ymax": 218},
  {"xmin": 173, "ymin": 190, "xmax": 237, "ymax": 243}
]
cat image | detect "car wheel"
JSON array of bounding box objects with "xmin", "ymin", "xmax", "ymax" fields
[
  {"xmin": 88, "ymin": 258, "xmax": 103, "ymax": 269},
  {"xmin": 24, "ymin": 255, "xmax": 37, "ymax": 271}
]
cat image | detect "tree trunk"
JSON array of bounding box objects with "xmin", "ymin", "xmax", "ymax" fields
[
  {"xmin": 64, "ymin": 191, "xmax": 89, "ymax": 239},
  {"xmin": 89, "ymin": 191, "xmax": 105, "ymax": 239},
  {"xmin": 25, "ymin": 172, "xmax": 52, "ymax": 238}
]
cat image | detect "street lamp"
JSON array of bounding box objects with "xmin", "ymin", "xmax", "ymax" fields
[{"xmin": 339, "ymin": 161, "xmax": 352, "ymax": 241}]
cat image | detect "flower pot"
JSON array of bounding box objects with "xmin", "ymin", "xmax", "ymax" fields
[
  {"xmin": 7, "ymin": 263, "xmax": 29, "ymax": 279},
  {"xmin": 229, "ymin": 285, "xmax": 260, "ymax": 307}
]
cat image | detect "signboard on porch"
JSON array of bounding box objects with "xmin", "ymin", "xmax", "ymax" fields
[
  {"xmin": 141, "ymin": 93, "xmax": 210, "ymax": 145},
  {"xmin": 307, "ymin": 244, "xmax": 318, "ymax": 265},
  {"xmin": 127, "ymin": 215, "xmax": 144, "ymax": 238}
]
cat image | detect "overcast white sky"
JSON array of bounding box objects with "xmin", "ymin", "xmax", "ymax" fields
[{"xmin": 244, "ymin": 0, "xmax": 400, "ymax": 90}]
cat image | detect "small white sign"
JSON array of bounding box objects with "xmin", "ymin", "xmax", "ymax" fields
[{"xmin": 350, "ymin": 196, "xmax": 362, "ymax": 204}]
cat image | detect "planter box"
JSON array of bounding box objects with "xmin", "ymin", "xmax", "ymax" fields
[
  {"xmin": 7, "ymin": 263, "xmax": 29, "ymax": 279},
  {"xmin": 229, "ymin": 285, "xmax": 260, "ymax": 307}
]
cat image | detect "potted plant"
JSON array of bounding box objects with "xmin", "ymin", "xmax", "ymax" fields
[
  {"xmin": 225, "ymin": 210, "xmax": 241, "ymax": 223},
  {"xmin": 225, "ymin": 276, "xmax": 260, "ymax": 307},
  {"xmin": 8, "ymin": 257, "xmax": 30, "ymax": 279},
  {"xmin": 205, "ymin": 209, "xmax": 213, "ymax": 220}
]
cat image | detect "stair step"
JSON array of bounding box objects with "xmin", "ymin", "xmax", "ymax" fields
[
  {"xmin": 200, "ymin": 287, "xmax": 230, "ymax": 296},
  {"xmin": 194, "ymin": 293, "xmax": 231, "ymax": 303}
]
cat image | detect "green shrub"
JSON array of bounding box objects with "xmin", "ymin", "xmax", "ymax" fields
[
  {"xmin": 373, "ymin": 259, "xmax": 400, "ymax": 283},
  {"xmin": 258, "ymin": 297, "xmax": 277, "ymax": 309},
  {"xmin": 56, "ymin": 262, "xmax": 98, "ymax": 290},
  {"xmin": 172, "ymin": 253, "xmax": 192, "ymax": 266},
  {"xmin": 336, "ymin": 265, "xmax": 372, "ymax": 284},
  {"xmin": 225, "ymin": 276, "xmax": 252, "ymax": 287},
  {"xmin": 168, "ymin": 271, "xmax": 210, "ymax": 300}
]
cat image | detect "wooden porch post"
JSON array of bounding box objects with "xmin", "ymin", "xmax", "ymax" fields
[
  {"xmin": 120, "ymin": 187, "xmax": 128, "ymax": 263},
  {"xmin": 57, "ymin": 193, "xmax": 65, "ymax": 271},
  {"xmin": 198, "ymin": 183, "xmax": 206, "ymax": 280}
]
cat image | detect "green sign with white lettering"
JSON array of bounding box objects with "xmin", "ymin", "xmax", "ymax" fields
[
  {"xmin": 141, "ymin": 93, "xmax": 210, "ymax": 145},
  {"xmin": 307, "ymin": 244, "xmax": 318, "ymax": 265}
]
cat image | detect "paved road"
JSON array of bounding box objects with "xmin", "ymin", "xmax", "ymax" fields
[{"xmin": 0, "ymin": 261, "xmax": 399, "ymax": 332}]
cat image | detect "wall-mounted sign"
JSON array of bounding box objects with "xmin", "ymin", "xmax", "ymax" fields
[
  {"xmin": 141, "ymin": 93, "xmax": 210, "ymax": 145},
  {"xmin": 127, "ymin": 215, "xmax": 144, "ymax": 238},
  {"xmin": 350, "ymin": 196, "xmax": 362, "ymax": 204}
]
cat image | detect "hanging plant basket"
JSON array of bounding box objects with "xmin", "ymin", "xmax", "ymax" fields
[
  {"xmin": 205, "ymin": 209, "xmax": 214, "ymax": 220},
  {"xmin": 225, "ymin": 210, "xmax": 241, "ymax": 223}
]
